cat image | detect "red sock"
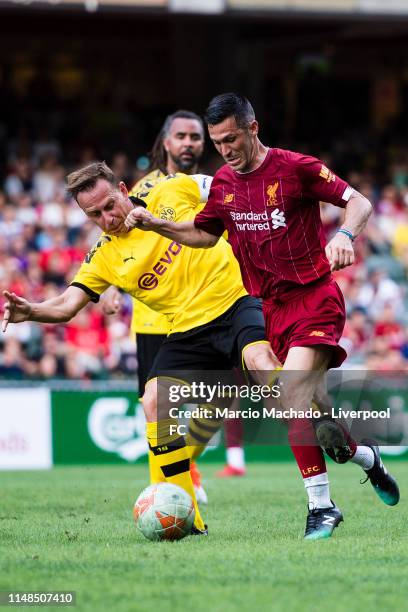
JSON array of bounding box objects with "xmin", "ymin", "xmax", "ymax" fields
[
  {"xmin": 287, "ymin": 418, "xmax": 327, "ymax": 478},
  {"xmin": 224, "ymin": 417, "xmax": 244, "ymax": 448}
]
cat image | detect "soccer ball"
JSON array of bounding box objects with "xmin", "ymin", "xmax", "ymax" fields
[{"xmin": 133, "ymin": 483, "xmax": 195, "ymax": 541}]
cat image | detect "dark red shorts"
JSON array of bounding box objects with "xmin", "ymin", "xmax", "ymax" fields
[{"xmin": 262, "ymin": 279, "xmax": 347, "ymax": 369}]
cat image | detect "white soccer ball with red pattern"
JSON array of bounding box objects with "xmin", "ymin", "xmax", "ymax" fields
[{"xmin": 133, "ymin": 483, "xmax": 195, "ymax": 541}]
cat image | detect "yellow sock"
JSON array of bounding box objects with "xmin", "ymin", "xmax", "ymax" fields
[
  {"xmin": 185, "ymin": 404, "xmax": 223, "ymax": 460},
  {"xmin": 142, "ymin": 397, "xmax": 164, "ymax": 484},
  {"xmin": 146, "ymin": 419, "xmax": 205, "ymax": 531},
  {"xmin": 148, "ymin": 448, "xmax": 165, "ymax": 484}
]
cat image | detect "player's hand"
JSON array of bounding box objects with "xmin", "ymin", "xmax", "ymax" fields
[
  {"xmin": 2, "ymin": 291, "xmax": 32, "ymax": 332},
  {"xmin": 124, "ymin": 208, "xmax": 161, "ymax": 231},
  {"xmin": 325, "ymin": 233, "xmax": 355, "ymax": 271},
  {"xmin": 101, "ymin": 286, "xmax": 122, "ymax": 315}
]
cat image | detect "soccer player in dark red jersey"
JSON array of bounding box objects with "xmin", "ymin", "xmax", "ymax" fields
[{"xmin": 124, "ymin": 93, "xmax": 399, "ymax": 540}]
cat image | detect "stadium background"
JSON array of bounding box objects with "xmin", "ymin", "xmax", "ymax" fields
[{"xmin": 2, "ymin": 0, "xmax": 408, "ymax": 467}]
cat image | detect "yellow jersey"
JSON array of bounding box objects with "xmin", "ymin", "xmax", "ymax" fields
[
  {"xmin": 71, "ymin": 174, "xmax": 247, "ymax": 335},
  {"xmin": 393, "ymin": 223, "xmax": 408, "ymax": 260},
  {"xmin": 130, "ymin": 168, "xmax": 166, "ymax": 200},
  {"xmin": 130, "ymin": 169, "xmax": 169, "ymax": 335},
  {"xmin": 131, "ymin": 299, "xmax": 170, "ymax": 335}
]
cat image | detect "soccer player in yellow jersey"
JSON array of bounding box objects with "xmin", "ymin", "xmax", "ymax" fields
[
  {"xmin": 128, "ymin": 111, "xmax": 207, "ymax": 501},
  {"xmin": 103, "ymin": 111, "xmax": 208, "ymax": 500},
  {"xmin": 3, "ymin": 161, "xmax": 277, "ymax": 535},
  {"xmin": 127, "ymin": 110, "xmax": 205, "ymax": 392}
]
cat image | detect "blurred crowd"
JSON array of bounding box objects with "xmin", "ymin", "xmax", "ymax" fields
[
  {"xmin": 1, "ymin": 141, "xmax": 408, "ymax": 380},
  {"xmin": 0, "ymin": 148, "xmax": 142, "ymax": 380}
]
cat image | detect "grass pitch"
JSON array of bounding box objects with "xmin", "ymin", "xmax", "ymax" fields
[{"xmin": 1, "ymin": 461, "xmax": 407, "ymax": 612}]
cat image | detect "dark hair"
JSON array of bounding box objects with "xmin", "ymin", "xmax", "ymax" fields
[
  {"xmin": 149, "ymin": 110, "xmax": 204, "ymax": 173},
  {"xmin": 204, "ymin": 93, "xmax": 255, "ymax": 129},
  {"xmin": 66, "ymin": 161, "xmax": 116, "ymax": 201}
]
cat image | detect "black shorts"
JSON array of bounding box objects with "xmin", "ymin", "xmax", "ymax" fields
[
  {"xmin": 136, "ymin": 333, "xmax": 167, "ymax": 395},
  {"xmin": 148, "ymin": 296, "xmax": 266, "ymax": 380}
]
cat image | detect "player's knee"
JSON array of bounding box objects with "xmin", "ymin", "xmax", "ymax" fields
[
  {"xmin": 141, "ymin": 382, "xmax": 158, "ymax": 422},
  {"xmin": 243, "ymin": 342, "xmax": 279, "ymax": 372}
]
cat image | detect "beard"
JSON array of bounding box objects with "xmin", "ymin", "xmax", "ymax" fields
[{"xmin": 170, "ymin": 151, "xmax": 198, "ymax": 172}]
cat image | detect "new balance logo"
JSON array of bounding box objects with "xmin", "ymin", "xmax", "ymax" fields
[
  {"xmin": 322, "ymin": 515, "xmax": 336, "ymax": 526},
  {"xmin": 319, "ymin": 165, "xmax": 336, "ymax": 183},
  {"xmin": 270, "ymin": 209, "xmax": 286, "ymax": 230}
]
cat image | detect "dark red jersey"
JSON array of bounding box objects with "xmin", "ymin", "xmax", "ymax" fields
[{"xmin": 194, "ymin": 148, "xmax": 353, "ymax": 301}]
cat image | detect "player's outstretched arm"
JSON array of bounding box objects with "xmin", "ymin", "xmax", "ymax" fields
[
  {"xmin": 124, "ymin": 208, "xmax": 219, "ymax": 248},
  {"xmin": 2, "ymin": 286, "xmax": 91, "ymax": 332},
  {"xmin": 325, "ymin": 190, "xmax": 372, "ymax": 271}
]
